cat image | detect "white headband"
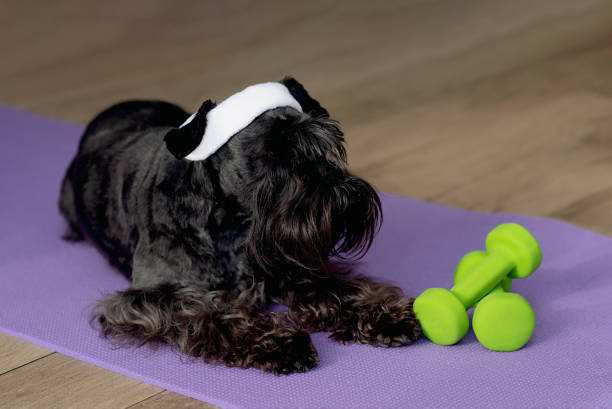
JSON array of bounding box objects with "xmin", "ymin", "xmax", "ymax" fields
[{"xmin": 181, "ymin": 82, "xmax": 303, "ymax": 161}]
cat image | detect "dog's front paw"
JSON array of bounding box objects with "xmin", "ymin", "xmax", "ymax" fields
[
  {"xmin": 331, "ymin": 297, "xmax": 422, "ymax": 347},
  {"xmin": 251, "ymin": 328, "xmax": 320, "ymax": 375}
]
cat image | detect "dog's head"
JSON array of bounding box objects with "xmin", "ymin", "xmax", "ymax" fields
[{"xmin": 165, "ymin": 78, "xmax": 381, "ymax": 272}]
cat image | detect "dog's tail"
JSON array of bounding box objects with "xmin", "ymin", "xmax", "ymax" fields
[{"xmin": 92, "ymin": 281, "xmax": 319, "ymax": 374}]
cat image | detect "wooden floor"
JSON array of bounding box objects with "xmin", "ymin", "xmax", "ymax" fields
[{"xmin": 2, "ymin": 0, "xmax": 612, "ymax": 407}]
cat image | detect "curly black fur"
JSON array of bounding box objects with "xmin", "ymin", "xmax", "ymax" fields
[{"xmin": 59, "ymin": 77, "xmax": 421, "ymax": 375}]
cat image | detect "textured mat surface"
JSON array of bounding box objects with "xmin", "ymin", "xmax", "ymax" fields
[{"xmin": 1, "ymin": 106, "xmax": 611, "ymax": 408}]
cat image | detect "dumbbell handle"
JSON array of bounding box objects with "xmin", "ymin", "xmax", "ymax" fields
[
  {"xmin": 450, "ymin": 250, "xmax": 514, "ymax": 308},
  {"xmin": 453, "ymin": 250, "xmax": 512, "ymax": 306}
]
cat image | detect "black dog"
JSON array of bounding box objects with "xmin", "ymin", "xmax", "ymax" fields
[{"xmin": 59, "ymin": 77, "xmax": 421, "ymax": 374}]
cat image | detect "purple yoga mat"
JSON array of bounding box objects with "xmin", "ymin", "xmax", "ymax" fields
[{"xmin": 1, "ymin": 106, "xmax": 611, "ymax": 408}]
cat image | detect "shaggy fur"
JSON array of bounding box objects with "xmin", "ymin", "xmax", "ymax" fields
[{"xmin": 59, "ymin": 77, "xmax": 421, "ymax": 374}]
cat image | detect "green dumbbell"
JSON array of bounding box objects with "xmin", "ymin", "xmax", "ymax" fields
[
  {"xmin": 454, "ymin": 251, "xmax": 512, "ymax": 302},
  {"xmin": 413, "ymin": 223, "xmax": 542, "ymax": 346},
  {"xmin": 454, "ymin": 251, "xmax": 536, "ymax": 351}
]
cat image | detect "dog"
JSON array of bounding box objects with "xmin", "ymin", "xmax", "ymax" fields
[{"xmin": 59, "ymin": 77, "xmax": 421, "ymax": 374}]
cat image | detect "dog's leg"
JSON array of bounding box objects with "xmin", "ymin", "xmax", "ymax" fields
[
  {"xmin": 287, "ymin": 272, "xmax": 422, "ymax": 347},
  {"xmin": 58, "ymin": 161, "xmax": 85, "ymax": 241},
  {"xmin": 94, "ymin": 280, "xmax": 319, "ymax": 375}
]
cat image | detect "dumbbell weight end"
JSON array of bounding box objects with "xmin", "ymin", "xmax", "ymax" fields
[
  {"xmin": 472, "ymin": 292, "xmax": 535, "ymax": 351},
  {"xmin": 413, "ymin": 288, "xmax": 470, "ymax": 345}
]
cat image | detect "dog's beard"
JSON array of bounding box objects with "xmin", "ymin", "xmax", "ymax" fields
[{"xmin": 246, "ymin": 170, "xmax": 381, "ymax": 272}]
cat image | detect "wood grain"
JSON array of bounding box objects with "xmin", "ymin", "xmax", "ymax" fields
[
  {"xmin": 1, "ymin": 0, "xmax": 612, "ymax": 407},
  {"xmin": 0, "ymin": 333, "xmax": 52, "ymax": 375},
  {"xmin": 127, "ymin": 391, "xmax": 219, "ymax": 409},
  {"xmin": 0, "ymin": 353, "xmax": 161, "ymax": 409}
]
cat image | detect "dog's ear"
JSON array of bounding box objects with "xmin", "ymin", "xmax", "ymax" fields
[
  {"xmin": 164, "ymin": 99, "xmax": 216, "ymax": 159},
  {"xmin": 281, "ymin": 77, "xmax": 329, "ymax": 118}
]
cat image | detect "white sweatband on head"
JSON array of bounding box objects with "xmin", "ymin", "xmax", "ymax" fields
[{"xmin": 182, "ymin": 82, "xmax": 303, "ymax": 161}]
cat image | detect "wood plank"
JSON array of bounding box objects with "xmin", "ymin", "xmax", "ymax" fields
[
  {"xmin": 0, "ymin": 353, "xmax": 161, "ymax": 409},
  {"xmin": 0, "ymin": 0, "xmax": 608, "ymax": 125},
  {"xmin": 0, "ymin": 333, "xmax": 53, "ymax": 375},
  {"xmin": 353, "ymin": 91, "xmax": 612, "ymax": 235},
  {"xmin": 128, "ymin": 391, "xmax": 220, "ymax": 409}
]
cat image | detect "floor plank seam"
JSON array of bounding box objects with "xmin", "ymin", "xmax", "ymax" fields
[
  {"xmin": 123, "ymin": 390, "xmax": 167, "ymax": 409},
  {"xmin": 0, "ymin": 351, "xmax": 57, "ymax": 377}
]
